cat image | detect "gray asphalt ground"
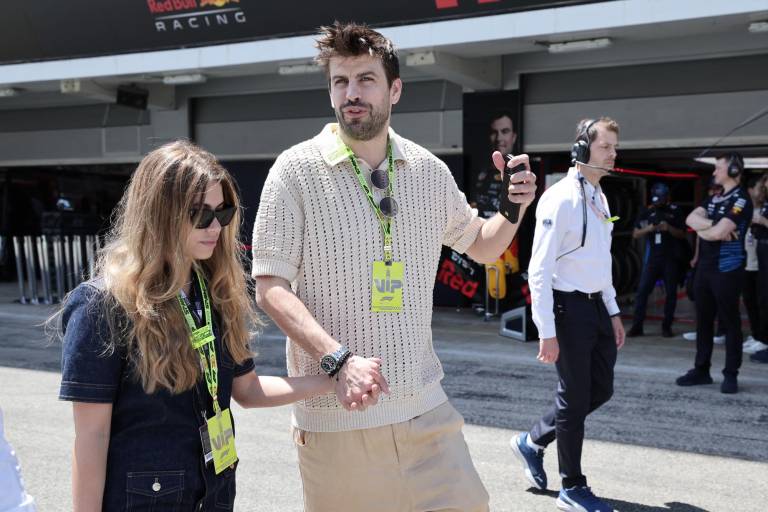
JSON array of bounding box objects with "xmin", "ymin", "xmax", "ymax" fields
[{"xmin": 1, "ymin": 283, "xmax": 766, "ymax": 512}]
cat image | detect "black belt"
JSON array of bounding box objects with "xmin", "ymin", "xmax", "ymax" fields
[{"xmin": 554, "ymin": 290, "xmax": 602, "ymax": 300}]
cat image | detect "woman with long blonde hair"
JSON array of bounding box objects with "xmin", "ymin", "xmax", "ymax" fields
[{"xmin": 57, "ymin": 140, "xmax": 341, "ymax": 511}]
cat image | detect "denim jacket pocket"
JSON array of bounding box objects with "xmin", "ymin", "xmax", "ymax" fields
[{"xmin": 126, "ymin": 470, "xmax": 184, "ymax": 512}]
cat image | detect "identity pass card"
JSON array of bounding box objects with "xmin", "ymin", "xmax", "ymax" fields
[
  {"xmin": 206, "ymin": 408, "xmax": 238, "ymax": 474},
  {"xmin": 371, "ymin": 261, "xmax": 404, "ymax": 313}
]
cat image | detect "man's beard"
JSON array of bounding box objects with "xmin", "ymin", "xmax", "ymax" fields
[{"xmin": 335, "ymin": 100, "xmax": 390, "ymax": 141}]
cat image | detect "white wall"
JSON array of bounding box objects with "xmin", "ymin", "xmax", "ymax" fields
[{"xmin": 524, "ymin": 89, "xmax": 768, "ymax": 152}]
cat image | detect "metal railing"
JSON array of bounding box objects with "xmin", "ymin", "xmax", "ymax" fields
[{"xmin": 11, "ymin": 234, "xmax": 101, "ymax": 304}]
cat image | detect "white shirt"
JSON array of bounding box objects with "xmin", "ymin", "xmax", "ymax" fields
[
  {"xmin": 529, "ymin": 167, "xmax": 620, "ymax": 339},
  {"xmin": 745, "ymin": 227, "xmax": 758, "ymax": 271}
]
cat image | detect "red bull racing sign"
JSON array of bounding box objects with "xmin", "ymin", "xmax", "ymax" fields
[
  {"xmin": 1, "ymin": 0, "xmax": 609, "ymax": 65},
  {"xmin": 146, "ymin": 0, "xmax": 247, "ymax": 33}
]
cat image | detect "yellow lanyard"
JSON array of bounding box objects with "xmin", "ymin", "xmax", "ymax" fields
[
  {"xmin": 177, "ymin": 271, "xmax": 220, "ymax": 414},
  {"xmin": 343, "ymin": 139, "xmax": 396, "ymax": 263}
]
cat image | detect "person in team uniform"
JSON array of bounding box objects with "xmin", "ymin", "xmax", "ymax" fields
[
  {"xmin": 748, "ymin": 174, "xmax": 768, "ymax": 362},
  {"xmin": 676, "ymin": 153, "xmax": 753, "ymax": 393},
  {"xmin": 627, "ymin": 182, "xmax": 688, "ymax": 338}
]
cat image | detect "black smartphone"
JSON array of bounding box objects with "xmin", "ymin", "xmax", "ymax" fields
[{"xmin": 499, "ymin": 155, "xmax": 526, "ymax": 223}]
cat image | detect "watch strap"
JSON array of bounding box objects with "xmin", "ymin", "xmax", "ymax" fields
[{"xmin": 329, "ymin": 349, "xmax": 352, "ymax": 378}]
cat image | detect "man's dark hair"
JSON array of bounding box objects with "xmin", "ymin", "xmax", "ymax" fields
[
  {"xmin": 715, "ymin": 152, "xmax": 743, "ymax": 165},
  {"xmin": 315, "ymin": 21, "xmax": 399, "ymax": 86},
  {"xmin": 575, "ymin": 117, "xmax": 620, "ymax": 140},
  {"xmin": 489, "ymin": 110, "xmax": 516, "ymax": 130}
]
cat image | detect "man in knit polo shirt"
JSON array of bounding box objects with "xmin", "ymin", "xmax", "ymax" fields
[{"xmin": 252, "ymin": 22, "xmax": 536, "ymax": 512}]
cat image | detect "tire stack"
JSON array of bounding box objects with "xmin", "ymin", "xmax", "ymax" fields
[
  {"xmin": 610, "ymin": 239, "xmax": 643, "ymax": 296},
  {"xmin": 603, "ymin": 176, "xmax": 645, "ymax": 297}
]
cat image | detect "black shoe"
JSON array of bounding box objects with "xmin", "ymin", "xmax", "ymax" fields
[
  {"xmin": 627, "ymin": 325, "xmax": 644, "ymax": 337},
  {"xmin": 750, "ymin": 348, "xmax": 768, "ymax": 363},
  {"xmin": 662, "ymin": 328, "xmax": 674, "ymax": 338},
  {"xmin": 676, "ymin": 369, "xmax": 713, "ymax": 386},
  {"xmin": 721, "ymin": 374, "xmax": 738, "ymax": 394}
]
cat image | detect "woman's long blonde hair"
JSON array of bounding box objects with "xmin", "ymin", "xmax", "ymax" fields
[{"xmin": 95, "ymin": 140, "xmax": 258, "ymax": 394}]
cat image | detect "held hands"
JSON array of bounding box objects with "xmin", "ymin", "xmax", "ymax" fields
[
  {"xmin": 537, "ymin": 337, "xmax": 559, "ymax": 364},
  {"xmin": 334, "ymin": 355, "xmax": 391, "ymax": 412},
  {"xmin": 491, "ymin": 152, "xmax": 537, "ymax": 206}
]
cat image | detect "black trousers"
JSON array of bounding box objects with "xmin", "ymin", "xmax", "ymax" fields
[
  {"xmin": 743, "ymin": 270, "xmax": 767, "ymax": 342},
  {"xmin": 756, "ymin": 242, "xmax": 768, "ymax": 340},
  {"xmin": 694, "ymin": 267, "xmax": 744, "ymax": 376},
  {"xmin": 631, "ymin": 256, "xmax": 680, "ymax": 330},
  {"xmin": 530, "ymin": 291, "xmax": 617, "ymax": 489}
]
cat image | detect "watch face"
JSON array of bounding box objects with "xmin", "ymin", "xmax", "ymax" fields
[{"xmin": 320, "ymin": 355, "xmax": 336, "ymax": 374}]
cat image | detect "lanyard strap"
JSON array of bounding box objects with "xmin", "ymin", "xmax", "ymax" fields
[
  {"xmin": 344, "ymin": 140, "xmax": 396, "ymax": 263},
  {"xmin": 578, "ymin": 173, "xmax": 617, "ymax": 223},
  {"xmin": 177, "ymin": 271, "xmax": 220, "ymax": 414},
  {"xmin": 587, "ymin": 195, "xmax": 609, "ymax": 221},
  {"xmin": 588, "ymin": 194, "xmax": 619, "ymax": 223}
]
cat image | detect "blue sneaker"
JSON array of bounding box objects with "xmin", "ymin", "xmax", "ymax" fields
[
  {"xmin": 510, "ymin": 433, "xmax": 547, "ymax": 490},
  {"xmin": 556, "ymin": 486, "xmax": 613, "ymax": 512}
]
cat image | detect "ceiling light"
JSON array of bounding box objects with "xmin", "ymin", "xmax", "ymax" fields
[
  {"xmin": 748, "ymin": 21, "xmax": 768, "ymax": 33},
  {"xmin": 547, "ymin": 38, "xmax": 612, "ymax": 54},
  {"xmin": 405, "ymin": 51, "xmax": 436, "ymax": 66},
  {"xmin": 162, "ymin": 73, "xmax": 206, "ymax": 85},
  {"xmin": 745, "ymin": 158, "xmax": 768, "ymax": 168},
  {"xmin": 277, "ymin": 63, "xmax": 321, "ymax": 75},
  {"xmin": 60, "ymin": 79, "xmax": 81, "ymax": 94},
  {"xmin": 0, "ymin": 87, "xmax": 21, "ymax": 97}
]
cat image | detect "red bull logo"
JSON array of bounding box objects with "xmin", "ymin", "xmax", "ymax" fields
[
  {"xmin": 146, "ymin": 0, "xmax": 198, "ymax": 14},
  {"xmin": 200, "ymin": 0, "xmax": 240, "ymax": 6},
  {"xmin": 436, "ymin": 259, "xmax": 479, "ymax": 299}
]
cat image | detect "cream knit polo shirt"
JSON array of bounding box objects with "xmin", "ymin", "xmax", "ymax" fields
[{"xmin": 252, "ymin": 123, "xmax": 483, "ymax": 432}]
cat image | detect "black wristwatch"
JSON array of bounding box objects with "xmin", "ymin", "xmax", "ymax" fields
[{"xmin": 320, "ymin": 346, "xmax": 352, "ymax": 378}]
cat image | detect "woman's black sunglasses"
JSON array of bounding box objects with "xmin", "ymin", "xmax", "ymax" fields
[{"xmin": 189, "ymin": 205, "xmax": 236, "ymax": 229}]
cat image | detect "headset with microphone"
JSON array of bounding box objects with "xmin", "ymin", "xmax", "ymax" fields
[
  {"xmin": 726, "ymin": 152, "xmax": 744, "ymax": 178},
  {"xmin": 570, "ymin": 119, "xmax": 616, "ymax": 172},
  {"xmin": 557, "ymin": 119, "xmax": 603, "ymax": 261},
  {"xmin": 570, "ymin": 119, "xmax": 597, "ymax": 168}
]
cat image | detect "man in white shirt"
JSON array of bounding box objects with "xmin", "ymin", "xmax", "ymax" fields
[
  {"xmin": 251, "ymin": 22, "xmax": 537, "ymax": 512},
  {"xmin": 510, "ymin": 118, "xmax": 625, "ymax": 512}
]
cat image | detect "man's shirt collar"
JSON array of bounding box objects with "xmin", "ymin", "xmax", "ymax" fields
[
  {"xmin": 316, "ymin": 123, "xmax": 407, "ymax": 167},
  {"xmin": 568, "ymin": 166, "xmax": 602, "ymax": 194}
]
